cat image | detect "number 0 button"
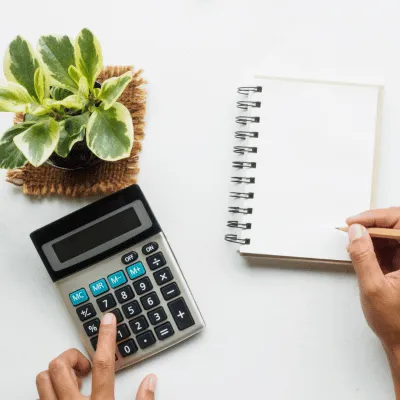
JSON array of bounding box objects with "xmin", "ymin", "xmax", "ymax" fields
[
  {"xmin": 140, "ymin": 292, "xmax": 160, "ymax": 310},
  {"xmin": 118, "ymin": 339, "xmax": 138, "ymax": 357}
]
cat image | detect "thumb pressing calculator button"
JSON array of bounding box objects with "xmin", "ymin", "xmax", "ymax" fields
[{"xmin": 76, "ymin": 303, "xmax": 97, "ymax": 321}]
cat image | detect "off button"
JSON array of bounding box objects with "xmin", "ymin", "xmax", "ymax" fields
[
  {"xmin": 121, "ymin": 251, "xmax": 138, "ymax": 265},
  {"xmin": 142, "ymin": 242, "xmax": 159, "ymax": 255}
]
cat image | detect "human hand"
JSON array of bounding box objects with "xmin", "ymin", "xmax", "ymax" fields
[
  {"xmin": 347, "ymin": 208, "xmax": 400, "ymax": 397},
  {"xmin": 36, "ymin": 313, "xmax": 157, "ymax": 399}
]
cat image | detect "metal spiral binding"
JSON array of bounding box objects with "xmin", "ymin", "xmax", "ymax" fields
[
  {"xmin": 226, "ymin": 85, "xmax": 262, "ymax": 245},
  {"xmin": 228, "ymin": 206, "xmax": 253, "ymax": 214},
  {"xmin": 237, "ymin": 86, "xmax": 263, "ymax": 95},
  {"xmin": 229, "ymin": 192, "xmax": 254, "ymax": 199},
  {"xmin": 227, "ymin": 221, "xmax": 252, "ymax": 229},
  {"xmin": 236, "ymin": 116, "xmax": 260, "ymax": 125},
  {"xmin": 235, "ymin": 131, "xmax": 259, "ymax": 139},
  {"xmin": 237, "ymin": 101, "xmax": 261, "ymax": 110},
  {"xmin": 225, "ymin": 234, "xmax": 250, "ymax": 245},
  {"xmin": 234, "ymin": 146, "xmax": 257, "ymax": 154}
]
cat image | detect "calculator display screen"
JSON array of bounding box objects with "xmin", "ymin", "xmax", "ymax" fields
[{"xmin": 53, "ymin": 208, "xmax": 141, "ymax": 263}]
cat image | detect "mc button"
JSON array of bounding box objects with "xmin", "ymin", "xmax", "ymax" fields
[{"xmin": 69, "ymin": 288, "xmax": 89, "ymax": 306}]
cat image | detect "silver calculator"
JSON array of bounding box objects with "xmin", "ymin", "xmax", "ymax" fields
[{"xmin": 30, "ymin": 185, "xmax": 205, "ymax": 371}]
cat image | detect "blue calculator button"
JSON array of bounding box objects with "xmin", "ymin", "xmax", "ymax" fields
[
  {"xmin": 89, "ymin": 278, "xmax": 109, "ymax": 296},
  {"xmin": 126, "ymin": 262, "xmax": 146, "ymax": 280},
  {"xmin": 108, "ymin": 270, "xmax": 127, "ymax": 288},
  {"xmin": 69, "ymin": 288, "xmax": 89, "ymax": 306}
]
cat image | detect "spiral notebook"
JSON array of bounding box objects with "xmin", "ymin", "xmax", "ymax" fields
[{"xmin": 225, "ymin": 76, "xmax": 383, "ymax": 263}]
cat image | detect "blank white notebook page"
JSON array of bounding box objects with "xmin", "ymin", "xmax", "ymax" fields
[{"xmin": 241, "ymin": 77, "xmax": 382, "ymax": 261}]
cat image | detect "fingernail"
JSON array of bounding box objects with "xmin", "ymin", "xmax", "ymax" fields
[
  {"xmin": 102, "ymin": 313, "xmax": 115, "ymax": 325},
  {"xmin": 348, "ymin": 224, "xmax": 367, "ymax": 242},
  {"xmin": 147, "ymin": 374, "xmax": 157, "ymax": 392}
]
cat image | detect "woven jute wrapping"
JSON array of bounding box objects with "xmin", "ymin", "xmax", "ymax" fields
[{"xmin": 6, "ymin": 66, "xmax": 146, "ymax": 197}]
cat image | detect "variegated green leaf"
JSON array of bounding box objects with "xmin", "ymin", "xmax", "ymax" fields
[
  {"xmin": 93, "ymin": 87, "xmax": 101, "ymax": 98},
  {"xmin": 0, "ymin": 82, "xmax": 33, "ymax": 113},
  {"xmin": 46, "ymin": 95, "xmax": 85, "ymax": 110},
  {"xmin": 0, "ymin": 122, "xmax": 35, "ymax": 169},
  {"xmin": 4, "ymin": 36, "xmax": 40, "ymax": 100},
  {"xmin": 78, "ymin": 76, "xmax": 89, "ymax": 99},
  {"xmin": 30, "ymin": 104, "xmax": 51, "ymax": 116},
  {"xmin": 56, "ymin": 113, "xmax": 89, "ymax": 157},
  {"xmin": 68, "ymin": 65, "xmax": 82, "ymax": 85},
  {"xmin": 50, "ymin": 87, "xmax": 73, "ymax": 101},
  {"xmin": 34, "ymin": 68, "xmax": 46, "ymax": 103},
  {"xmin": 75, "ymin": 29, "xmax": 103, "ymax": 89},
  {"xmin": 38, "ymin": 35, "xmax": 77, "ymax": 92},
  {"xmin": 86, "ymin": 102, "xmax": 133, "ymax": 161},
  {"xmin": 13, "ymin": 118, "xmax": 59, "ymax": 167},
  {"xmin": 98, "ymin": 71, "xmax": 132, "ymax": 110}
]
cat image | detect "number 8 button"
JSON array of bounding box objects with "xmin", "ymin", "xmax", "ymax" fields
[{"xmin": 140, "ymin": 292, "xmax": 160, "ymax": 310}]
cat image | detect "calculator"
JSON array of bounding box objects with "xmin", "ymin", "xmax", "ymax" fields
[{"xmin": 30, "ymin": 184, "xmax": 205, "ymax": 371}]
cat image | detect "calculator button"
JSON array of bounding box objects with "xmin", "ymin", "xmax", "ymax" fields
[
  {"xmin": 122, "ymin": 301, "xmax": 142, "ymax": 319},
  {"xmin": 76, "ymin": 303, "xmax": 97, "ymax": 321},
  {"xmin": 83, "ymin": 318, "xmax": 100, "ymax": 337},
  {"xmin": 146, "ymin": 253, "xmax": 166, "ymax": 270},
  {"xmin": 168, "ymin": 298, "xmax": 195, "ymax": 331},
  {"xmin": 115, "ymin": 285, "xmax": 134, "ymax": 304},
  {"xmin": 155, "ymin": 322, "xmax": 175, "ymax": 340},
  {"xmin": 147, "ymin": 307, "xmax": 168, "ymax": 325},
  {"xmin": 89, "ymin": 279, "xmax": 109, "ymax": 297},
  {"xmin": 107, "ymin": 270, "xmax": 127, "ymax": 289},
  {"xmin": 118, "ymin": 339, "xmax": 138, "ymax": 357},
  {"xmin": 96, "ymin": 294, "xmax": 117, "ymax": 312},
  {"xmin": 126, "ymin": 262, "xmax": 146, "ymax": 280},
  {"xmin": 69, "ymin": 288, "xmax": 89, "ymax": 306},
  {"xmin": 91, "ymin": 336, "xmax": 98, "ymax": 350},
  {"xmin": 129, "ymin": 316, "xmax": 149, "ymax": 334},
  {"xmin": 161, "ymin": 283, "xmax": 181, "ymax": 300},
  {"xmin": 136, "ymin": 331, "xmax": 156, "ymax": 349},
  {"xmin": 142, "ymin": 242, "xmax": 159, "ymax": 255},
  {"xmin": 153, "ymin": 267, "xmax": 173, "ymax": 286},
  {"xmin": 116, "ymin": 323, "xmax": 131, "ymax": 342},
  {"xmin": 133, "ymin": 277, "xmax": 153, "ymax": 295},
  {"xmin": 121, "ymin": 251, "xmax": 138, "ymax": 265},
  {"xmin": 110, "ymin": 308, "xmax": 124, "ymax": 323},
  {"xmin": 140, "ymin": 292, "xmax": 160, "ymax": 310}
]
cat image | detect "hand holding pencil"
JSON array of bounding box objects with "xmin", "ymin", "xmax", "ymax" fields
[{"xmin": 345, "ymin": 207, "xmax": 400, "ymax": 398}]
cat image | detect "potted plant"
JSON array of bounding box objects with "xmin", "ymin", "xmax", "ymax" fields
[{"xmin": 0, "ymin": 28, "xmax": 134, "ymax": 170}]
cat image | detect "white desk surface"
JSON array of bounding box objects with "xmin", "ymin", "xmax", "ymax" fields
[{"xmin": 1, "ymin": 1, "xmax": 400, "ymax": 398}]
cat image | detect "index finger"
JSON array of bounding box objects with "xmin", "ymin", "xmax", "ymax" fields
[
  {"xmin": 346, "ymin": 207, "xmax": 400, "ymax": 228},
  {"xmin": 92, "ymin": 313, "xmax": 116, "ymax": 399}
]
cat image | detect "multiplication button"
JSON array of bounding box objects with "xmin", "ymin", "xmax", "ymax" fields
[
  {"xmin": 153, "ymin": 267, "xmax": 173, "ymax": 286},
  {"xmin": 168, "ymin": 298, "xmax": 195, "ymax": 331}
]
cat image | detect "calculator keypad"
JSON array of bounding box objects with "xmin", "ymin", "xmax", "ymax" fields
[
  {"xmin": 129, "ymin": 316, "xmax": 149, "ymax": 334},
  {"xmin": 116, "ymin": 324, "xmax": 131, "ymax": 341},
  {"xmin": 69, "ymin": 238, "xmax": 201, "ymax": 365},
  {"xmin": 122, "ymin": 301, "xmax": 142, "ymax": 319},
  {"xmin": 115, "ymin": 285, "xmax": 134, "ymax": 304},
  {"xmin": 133, "ymin": 277, "xmax": 153, "ymax": 295},
  {"xmin": 140, "ymin": 292, "xmax": 160, "ymax": 310},
  {"xmin": 77, "ymin": 303, "xmax": 96, "ymax": 321},
  {"xmin": 153, "ymin": 267, "xmax": 173, "ymax": 286},
  {"xmin": 97, "ymin": 294, "xmax": 117, "ymax": 312}
]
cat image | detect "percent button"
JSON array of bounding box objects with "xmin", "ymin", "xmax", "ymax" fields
[{"xmin": 83, "ymin": 318, "xmax": 100, "ymax": 337}]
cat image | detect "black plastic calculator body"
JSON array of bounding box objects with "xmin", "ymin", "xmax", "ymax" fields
[{"xmin": 30, "ymin": 185, "xmax": 205, "ymax": 371}]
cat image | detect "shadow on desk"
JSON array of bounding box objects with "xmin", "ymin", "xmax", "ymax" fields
[{"xmin": 242, "ymin": 254, "xmax": 354, "ymax": 274}]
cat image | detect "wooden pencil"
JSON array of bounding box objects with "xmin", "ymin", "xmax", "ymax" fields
[{"xmin": 336, "ymin": 227, "xmax": 400, "ymax": 239}]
